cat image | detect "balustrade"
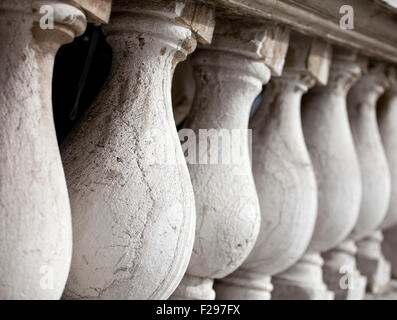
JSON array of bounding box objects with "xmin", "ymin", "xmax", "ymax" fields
[{"xmin": 1, "ymin": 0, "xmax": 397, "ymax": 301}]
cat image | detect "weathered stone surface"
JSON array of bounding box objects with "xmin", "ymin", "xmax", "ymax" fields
[
  {"xmin": 211, "ymin": 0, "xmax": 397, "ymax": 64},
  {"xmin": 283, "ymin": 33, "xmax": 332, "ymax": 85},
  {"xmin": 348, "ymin": 62, "xmax": 391, "ymax": 241},
  {"xmin": 0, "ymin": 0, "xmax": 86, "ymax": 299},
  {"xmin": 272, "ymin": 253, "xmax": 334, "ymax": 300},
  {"xmin": 323, "ymin": 61, "xmax": 391, "ymax": 299},
  {"xmin": 172, "ymin": 19, "xmax": 269, "ymax": 300},
  {"xmin": 323, "ymin": 240, "xmax": 367, "ymax": 300},
  {"xmin": 357, "ymin": 231, "xmax": 392, "ymax": 294},
  {"xmin": 214, "ymin": 34, "xmax": 329, "ymax": 300},
  {"xmin": 177, "ymin": 1, "xmax": 216, "ymax": 44},
  {"xmin": 342, "ymin": 62, "xmax": 392, "ymax": 295},
  {"xmin": 379, "ymin": 67, "xmax": 397, "ymax": 284},
  {"xmin": 209, "ymin": 18, "xmax": 290, "ymax": 76},
  {"xmin": 70, "ymin": 0, "xmax": 112, "ymax": 23},
  {"xmin": 302, "ymin": 48, "xmax": 364, "ymax": 253},
  {"xmin": 272, "ymin": 47, "xmax": 364, "ymax": 300},
  {"xmin": 379, "ymin": 67, "xmax": 397, "ymax": 230},
  {"xmin": 61, "ymin": 0, "xmax": 213, "ymax": 300}
]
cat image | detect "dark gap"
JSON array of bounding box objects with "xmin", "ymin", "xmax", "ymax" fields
[{"xmin": 52, "ymin": 23, "xmax": 113, "ymax": 144}]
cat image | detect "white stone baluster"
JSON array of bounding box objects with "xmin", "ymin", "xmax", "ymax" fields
[
  {"xmin": 170, "ymin": 19, "xmax": 290, "ymax": 300},
  {"xmin": 344, "ymin": 62, "xmax": 392, "ymax": 295},
  {"xmin": 61, "ymin": 0, "xmax": 215, "ymax": 300},
  {"xmin": 0, "ymin": 0, "xmax": 86, "ymax": 299},
  {"xmin": 322, "ymin": 61, "xmax": 390, "ymax": 300},
  {"xmin": 379, "ymin": 67, "xmax": 397, "ymax": 230},
  {"xmin": 323, "ymin": 239, "xmax": 367, "ymax": 299},
  {"xmin": 213, "ymin": 34, "xmax": 331, "ymax": 300},
  {"xmin": 348, "ymin": 63, "xmax": 391, "ymax": 241},
  {"xmin": 357, "ymin": 231, "xmax": 391, "ymax": 294},
  {"xmin": 272, "ymin": 48, "xmax": 365, "ymax": 300},
  {"xmin": 347, "ymin": 63, "xmax": 391, "ymax": 293},
  {"xmin": 380, "ymin": 67, "xmax": 397, "ymax": 281}
]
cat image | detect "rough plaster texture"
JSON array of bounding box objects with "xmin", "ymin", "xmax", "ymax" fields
[
  {"xmin": 61, "ymin": 0, "xmax": 214, "ymax": 300},
  {"xmin": 0, "ymin": 0, "xmax": 86, "ymax": 299},
  {"xmin": 272, "ymin": 48, "xmax": 364, "ymax": 300},
  {"xmin": 172, "ymin": 19, "xmax": 273, "ymax": 300}
]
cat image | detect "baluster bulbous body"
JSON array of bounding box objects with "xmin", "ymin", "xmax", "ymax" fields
[{"xmin": 61, "ymin": 0, "xmax": 213, "ymax": 299}]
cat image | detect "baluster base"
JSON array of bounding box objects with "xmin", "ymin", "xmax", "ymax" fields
[
  {"xmin": 170, "ymin": 274, "xmax": 215, "ymax": 300},
  {"xmin": 214, "ymin": 269, "xmax": 272, "ymax": 300},
  {"xmin": 322, "ymin": 240, "xmax": 367, "ymax": 300},
  {"xmin": 272, "ymin": 252, "xmax": 334, "ymax": 300},
  {"xmin": 382, "ymin": 226, "xmax": 397, "ymax": 279},
  {"xmin": 357, "ymin": 231, "xmax": 391, "ymax": 295},
  {"xmin": 323, "ymin": 265, "xmax": 367, "ymax": 300}
]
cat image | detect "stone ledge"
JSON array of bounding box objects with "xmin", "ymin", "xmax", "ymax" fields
[{"xmin": 202, "ymin": 0, "xmax": 397, "ymax": 65}]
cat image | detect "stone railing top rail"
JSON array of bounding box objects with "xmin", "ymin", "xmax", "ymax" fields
[
  {"xmin": 200, "ymin": 0, "xmax": 397, "ymax": 64},
  {"xmin": 70, "ymin": 0, "xmax": 397, "ymax": 64}
]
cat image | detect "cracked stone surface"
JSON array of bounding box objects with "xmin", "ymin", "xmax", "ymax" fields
[{"xmin": 61, "ymin": 0, "xmax": 206, "ymax": 300}]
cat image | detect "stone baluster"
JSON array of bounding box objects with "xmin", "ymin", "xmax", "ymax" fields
[
  {"xmin": 170, "ymin": 19, "xmax": 290, "ymax": 300},
  {"xmin": 343, "ymin": 62, "xmax": 392, "ymax": 296},
  {"xmin": 272, "ymin": 48, "xmax": 365, "ymax": 300},
  {"xmin": 61, "ymin": 0, "xmax": 215, "ymax": 300},
  {"xmin": 322, "ymin": 240, "xmax": 367, "ymax": 299},
  {"xmin": 357, "ymin": 232, "xmax": 391, "ymax": 294},
  {"xmin": 348, "ymin": 63, "xmax": 391, "ymax": 241},
  {"xmin": 379, "ymin": 67, "xmax": 397, "ymax": 230},
  {"xmin": 213, "ymin": 34, "xmax": 331, "ymax": 300},
  {"xmin": 0, "ymin": 0, "xmax": 86, "ymax": 299},
  {"xmin": 380, "ymin": 67, "xmax": 397, "ymax": 280},
  {"xmin": 322, "ymin": 61, "xmax": 390, "ymax": 300}
]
